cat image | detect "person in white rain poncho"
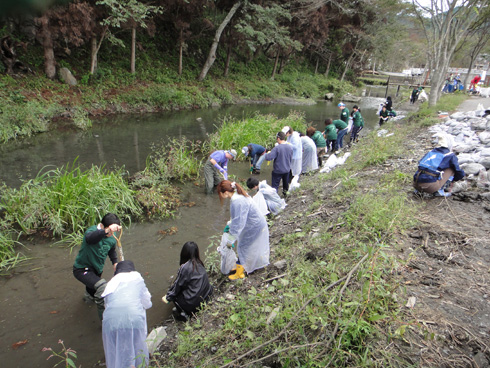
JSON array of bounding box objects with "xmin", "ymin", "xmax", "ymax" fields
[
  {"xmin": 102, "ymin": 260, "xmax": 152, "ymax": 368},
  {"xmin": 217, "ymin": 180, "xmax": 270, "ymax": 280},
  {"xmin": 283, "ymin": 126, "xmax": 302, "ymax": 177},
  {"xmin": 299, "ymin": 133, "xmax": 318, "ymax": 173},
  {"xmin": 246, "ymin": 177, "xmax": 286, "ymax": 216}
]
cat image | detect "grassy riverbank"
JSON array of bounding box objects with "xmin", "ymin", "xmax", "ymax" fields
[
  {"xmin": 0, "ymin": 62, "xmax": 355, "ymax": 143},
  {"xmin": 153, "ymin": 93, "xmax": 468, "ymax": 367}
]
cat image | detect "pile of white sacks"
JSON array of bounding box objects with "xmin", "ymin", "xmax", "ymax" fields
[{"xmin": 428, "ymin": 104, "xmax": 490, "ymax": 193}]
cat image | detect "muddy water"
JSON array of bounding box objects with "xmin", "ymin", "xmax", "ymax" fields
[{"xmin": 0, "ymin": 98, "xmax": 385, "ymax": 368}]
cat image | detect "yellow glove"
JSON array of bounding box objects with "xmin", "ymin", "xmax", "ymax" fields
[{"xmin": 162, "ymin": 295, "xmax": 169, "ymax": 304}]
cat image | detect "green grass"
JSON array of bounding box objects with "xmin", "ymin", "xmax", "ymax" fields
[{"xmin": 0, "ymin": 159, "xmax": 141, "ymax": 248}]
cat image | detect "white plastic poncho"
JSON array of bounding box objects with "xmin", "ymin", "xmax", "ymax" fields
[
  {"xmin": 102, "ymin": 272, "xmax": 152, "ymax": 368},
  {"xmin": 287, "ymin": 131, "xmax": 303, "ymax": 176},
  {"xmin": 258, "ymin": 180, "xmax": 286, "ymax": 215},
  {"xmin": 300, "ymin": 136, "xmax": 318, "ymax": 173},
  {"xmin": 252, "ymin": 191, "xmax": 269, "ymax": 216},
  {"xmin": 229, "ymin": 193, "xmax": 270, "ymax": 273}
]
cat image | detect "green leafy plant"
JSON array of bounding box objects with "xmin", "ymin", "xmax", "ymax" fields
[{"xmin": 42, "ymin": 339, "xmax": 78, "ymax": 368}]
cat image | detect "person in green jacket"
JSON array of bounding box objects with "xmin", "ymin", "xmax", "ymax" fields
[
  {"xmin": 323, "ymin": 119, "xmax": 338, "ymax": 153},
  {"xmin": 379, "ymin": 105, "xmax": 390, "ymax": 125},
  {"xmin": 306, "ymin": 126, "xmax": 326, "ymax": 166},
  {"xmin": 332, "ymin": 119, "xmax": 348, "ymax": 151},
  {"xmin": 73, "ymin": 213, "xmax": 122, "ymax": 320},
  {"xmin": 350, "ymin": 105, "xmax": 364, "ymax": 144},
  {"xmin": 338, "ymin": 102, "xmax": 349, "ymax": 124}
]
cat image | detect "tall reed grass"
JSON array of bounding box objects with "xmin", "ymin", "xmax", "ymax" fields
[
  {"xmin": 206, "ymin": 111, "xmax": 308, "ymax": 155},
  {"xmin": 0, "ymin": 159, "xmax": 141, "ymax": 247}
]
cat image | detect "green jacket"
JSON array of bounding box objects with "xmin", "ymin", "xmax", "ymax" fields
[
  {"xmin": 352, "ymin": 111, "xmax": 364, "ymax": 127},
  {"xmin": 324, "ymin": 124, "xmax": 337, "ymax": 140},
  {"xmin": 310, "ymin": 130, "xmax": 326, "ymax": 148},
  {"xmin": 340, "ymin": 107, "xmax": 350, "ymax": 123},
  {"xmin": 333, "ymin": 119, "xmax": 347, "ymax": 130},
  {"xmin": 74, "ymin": 225, "xmax": 117, "ymax": 274}
]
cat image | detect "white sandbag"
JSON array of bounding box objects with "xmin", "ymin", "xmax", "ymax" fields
[
  {"xmin": 218, "ymin": 233, "xmax": 238, "ymax": 274},
  {"xmin": 347, "ymin": 117, "xmax": 353, "ymax": 133},
  {"xmin": 336, "ymin": 152, "xmax": 351, "ymax": 165},
  {"xmin": 147, "ymin": 327, "xmax": 167, "ymax": 355},
  {"xmin": 419, "ymin": 90, "xmax": 428, "ymax": 102},
  {"xmin": 289, "ymin": 175, "xmax": 301, "ymax": 191}
]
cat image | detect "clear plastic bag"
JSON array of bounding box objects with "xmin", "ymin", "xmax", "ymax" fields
[{"xmin": 218, "ymin": 233, "xmax": 238, "ymax": 274}]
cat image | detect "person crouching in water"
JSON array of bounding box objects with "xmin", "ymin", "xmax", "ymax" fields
[
  {"xmin": 102, "ymin": 260, "xmax": 152, "ymax": 368},
  {"xmin": 73, "ymin": 213, "xmax": 122, "ymax": 320},
  {"xmin": 162, "ymin": 241, "xmax": 213, "ymax": 321},
  {"xmin": 217, "ymin": 180, "xmax": 270, "ymax": 280},
  {"xmin": 349, "ymin": 105, "xmax": 364, "ymax": 145},
  {"xmin": 413, "ymin": 133, "xmax": 465, "ymax": 197}
]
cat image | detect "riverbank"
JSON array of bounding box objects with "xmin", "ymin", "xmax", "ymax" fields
[
  {"xmin": 0, "ymin": 70, "xmax": 355, "ymax": 143},
  {"xmin": 152, "ymin": 94, "xmax": 490, "ymax": 367}
]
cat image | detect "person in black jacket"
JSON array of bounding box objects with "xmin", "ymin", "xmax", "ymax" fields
[{"xmin": 162, "ymin": 241, "xmax": 213, "ymax": 320}]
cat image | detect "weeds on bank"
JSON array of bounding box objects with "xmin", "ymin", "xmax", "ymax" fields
[
  {"xmin": 206, "ymin": 111, "xmax": 308, "ymax": 156},
  {"xmin": 0, "ymin": 159, "xmax": 140, "ymax": 248}
]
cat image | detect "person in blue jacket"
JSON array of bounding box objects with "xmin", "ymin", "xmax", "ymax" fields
[
  {"xmin": 265, "ymin": 131, "xmax": 293, "ymax": 196},
  {"xmin": 204, "ymin": 149, "xmax": 237, "ymax": 194},
  {"xmin": 413, "ymin": 133, "xmax": 465, "ymax": 197},
  {"xmin": 242, "ymin": 143, "xmax": 266, "ymax": 174}
]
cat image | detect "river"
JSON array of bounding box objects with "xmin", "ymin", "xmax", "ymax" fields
[{"xmin": 0, "ymin": 92, "xmax": 394, "ymax": 368}]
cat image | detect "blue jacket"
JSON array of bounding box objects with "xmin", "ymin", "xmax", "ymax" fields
[
  {"xmin": 414, "ymin": 147, "xmax": 465, "ymax": 183},
  {"xmin": 265, "ymin": 143, "xmax": 293, "ymax": 174}
]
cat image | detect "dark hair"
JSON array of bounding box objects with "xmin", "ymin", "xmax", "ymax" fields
[
  {"xmin": 276, "ymin": 131, "xmax": 286, "ymax": 140},
  {"xmin": 180, "ymin": 241, "xmax": 204, "ymax": 271},
  {"xmin": 306, "ymin": 127, "xmax": 316, "ymax": 137},
  {"xmin": 216, "ymin": 180, "xmax": 249, "ymax": 204},
  {"xmin": 324, "ymin": 118, "xmax": 332, "ymax": 125},
  {"xmin": 386, "ymin": 96, "xmax": 392, "ymax": 101},
  {"xmin": 115, "ymin": 260, "xmax": 135, "ymax": 275},
  {"xmin": 101, "ymin": 213, "xmax": 120, "ymax": 228},
  {"xmin": 246, "ymin": 177, "xmax": 259, "ymax": 189},
  {"xmin": 352, "ymin": 105, "xmax": 359, "ymax": 110}
]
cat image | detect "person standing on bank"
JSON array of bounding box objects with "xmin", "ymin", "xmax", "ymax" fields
[
  {"xmin": 338, "ymin": 102, "xmax": 350, "ymax": 124},
  {"xmin": 73, "ymin": 213, "xmax": 122, "ymax": 320},
  {"xmin": 306, "ymin": 126, "xmax": 326, "ymax": 167},
  {"xmin": 217, "ymin": 180, "xmax": 270, "ymax": 280},
  {"xmin": 265, "ymin": 131, "xmax": 293, "ymax": 196},
  {"xmin": 413, "ymin": 133, "xmax": 465, "ymax": 197},
  {"xmin": 102, "ymin": 260, "xmax": 152, "ymax": 368},
  {"xmin": 242, "ymin": 143, "xmax": 266, "ymax": 174},
  {"xmin": 162, "ymin": 241, "xmax": 213, "ymax": 320},
  {"xmin": 204, "ymin": 149, "xmax": 237, "ymax": 194},
  {"xmin": 349, "ymin": 105, "xmax": 364, "ymax": 144}
]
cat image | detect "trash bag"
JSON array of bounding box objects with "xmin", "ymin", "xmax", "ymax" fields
[
  {"xmin": 218, "ymin": 233, "xmax": 238, "ymax": 274},
  {"xmin": 347, "ymin": 117, "xmax": 354, "ymax": 133}
]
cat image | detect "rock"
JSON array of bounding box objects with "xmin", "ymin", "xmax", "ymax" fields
[
  {"xmin": 273, "ymin": 260, "xmax": 287, "ymax": 269},
  {"xmin": 456, "ymin": 153, "xmax": 474, "ymax": 165},
  {"xmin": 146, "ymin": 327, "xmax": 167, "ymax": 355},
  {"xmin": 473, "ymin": 351, "xmax": 489, "ymax": 368},
  {"xmin": 341, "ymin": 93, "xmax": 361, "ymax": 102},
  {"xmin": 461, "ymin": 163, "xmax": 485, "ymax": 175},
  {"xmin": 452, "ymin": 181, "xmax": 468, "ymax": 193},
  {"xmin": 324, "ymin": 93, "xmax": 334, "ymax": 100},
  {"xmin": 58, "ymin": 67, "xmax": 77, "ymax": 86},
  {"xmin": 470, "ymin": 118, "xmax": 488, "ymax": 131},
  {"xmin": 481, "ymin": 192, "xmax": 490, "ymax": 201}
]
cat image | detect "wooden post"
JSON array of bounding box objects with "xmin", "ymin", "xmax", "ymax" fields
[
  {"xmin": 396, "ymin": 84, "xmax": 401, "ymax": 97},
  {"xmin": 385, "ymin": 76, "xmax": 390, "ymax": 98}
]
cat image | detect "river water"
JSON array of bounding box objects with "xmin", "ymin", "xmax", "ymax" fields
[{"xmin": 0, "ymin": 92, "xmax": 392, "ymax": 368}]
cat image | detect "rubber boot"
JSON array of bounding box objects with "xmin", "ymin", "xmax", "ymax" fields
[
  {"xmin": 228, "ymin": 264, "xmax": 245, "ymax": 280},
  {"xmin": 94, "ymin": 278, "xmax": 108, "ymax": 321}
]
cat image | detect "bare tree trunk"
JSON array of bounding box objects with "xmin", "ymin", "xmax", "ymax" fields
[
  {"xmin": 340, "ymin": 53, "xmax": 354, "ymax": 82},
  {"xmin": 314, "ymin": 56, "xmax": 319, "ymax": 74},
  {"xmin": 224, "ymin": 42, "xmax": 232, "ymax": 77},
  {"xmin": 178, "ymin": 29, "xmax": 183, "ymax": 76},
  {"xmin": 271, "ymin": 51, "xmax": 279, "ymax": 80},
  {"xmin": 324, "ymin": 54, "xmax": 332, "ymax": 77},
  {"xmin": 90, "ymin": 37, "xmax": 98, "ymax": 74},
  {"xmin": 39, "ymin": 17, "xmax": 56, "ymax": 79},
  {"xmin": 90, "ymin": 27, "xmax": 108, "ymax": 75},
  {"xmin": 198, "ymin": 1, "xmax": 242, "ymax": 81},
  {"xmin": 130, "ymin": 27, "xmax": 136, "ymax": 74},
  {"xmin": 278, "ymin": 54, "xmax": 288, "ymax": 74}
]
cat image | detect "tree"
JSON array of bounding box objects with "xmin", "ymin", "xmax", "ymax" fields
[
  {"xmin": 198, "ymin": 1, "xmax": 242, "ymax": 81},
  {"xmin": 92, "ymin": 0, "xmax": 162, "ymax": 74},
  {"xmin": 234, "ymin": 3, "xmax": 302, "ymax": 79},
  {"xmin": 412, "ymin": 0, "xmax": 484, "ymax": 106}
]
